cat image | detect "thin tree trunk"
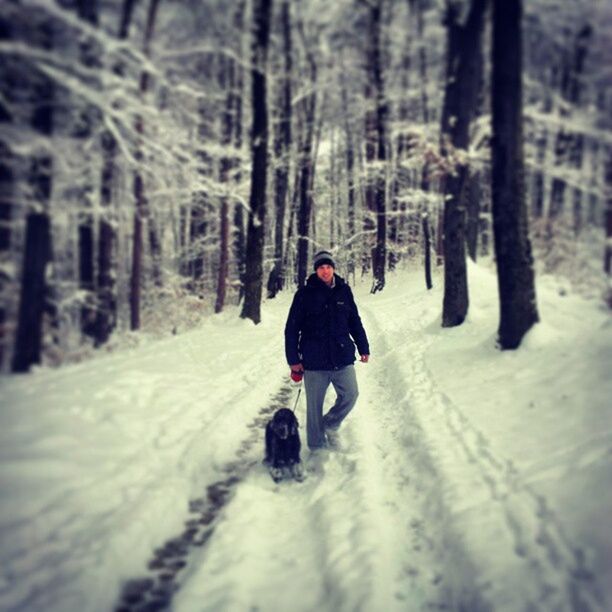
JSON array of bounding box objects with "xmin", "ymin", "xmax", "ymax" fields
[
  {"xmin": 215, "ymin": 200, "xmax": 230, "ymax": 313},
  {"xmin": 370, "ymin": 2, "xmax": 387, "ymax": 293},
  {"xmin": 0, "ymin": 142, "xmax": 14, "ymax": 367},
  {"xmin": 72, "ymin": 1, "xmax": 101, "ymax": 339},
  {"xmin": 465, "ymin": 170, "xmax": 481, "ymax": 262},
  {"xmin": 491, "ymin": 0, "xmax": 539, "ymax": 349},
  {"xmin": 330, "ymin": 129, "xmax": 337, "ymax": 249},
  {"xmin": 340, "ymin": 70, "xmax": 357, "ymax": 282},
  {"xmin": 95, "ymin": 132, "xmax": 117, "ymax": 345},
  {"xmin": 531, "ymin": 126, "xmax": 547, "ymax": 219},
  {"xmin": 240, "ymin": 0, "xmax": 272, "ymax": 324},
  {"xmin": 548, "ymin": 24, "xmax": 592, "ymax": 223},
  {"xmin": 295, "ymin": 20, "xmax": 317, "ymax": 288},
  {"xmin": 365, "ymin": 0, "xmax": 387, "ymax": 293},
  {"xmin": 232, "ymin": 3, "xmax": 247, "ymax": 302},
  {"xmin": 422, "ymin": 212, "xmax": 432, "ymax": 290},
  {"xmin": 130, "ymin": 0, "xmax": 161, "ymax": 330},
  {"xmin": 119, "ymin": 0, "xmax": 139, "ymax": 41},
  {"xmin": 148, "ymin": 215, "xmax": 163, "ymax": 287},
  {"xmin": 296, "ymin": 132, "xmax": 315, "ymax": 287},
  {"xmin": 604, "ymin": 148, "xmax": 612, "ymax": 308},
  {"xmin": 93, "ymin": 0, "xmax": 137, "ymax": 346},
  {"xmin": 0, "ymin": 11, "xmax": 15, "ymax": 368},
  {"xmin": 215, "ymin": 55, "xmax": 235, "ymax": 313},
  {"xmin": 267, "ymin": 0, "xmax": 292, "ymax": 298},
  {"xmin": 409, "ymin": 0, "xmax": 430, "ymax": 125}
]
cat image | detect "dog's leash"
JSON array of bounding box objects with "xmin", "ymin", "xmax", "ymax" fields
[{"xmin": 292, "ymin": 383, "xmax": 302, "ymax": 413}]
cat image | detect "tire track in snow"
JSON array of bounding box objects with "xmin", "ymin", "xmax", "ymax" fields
[
  {"xmin": 359, "ymin": 302, "xmax": 490, "ymax": 611},
  {"xmin": 371, "ymin": 299, "xmax": 604, "ymax": 611},
  {"xmin": 114, "ymin": 383, "xmax": 292, "ymax": 612},
  {"xmin": 435, "ymin": 378, "xmax": 603, "ymax": 610}
]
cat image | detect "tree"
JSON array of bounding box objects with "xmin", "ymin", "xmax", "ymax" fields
[
  {"xmin": 267, "ymin": 0, "xmax": 292, "ymax": 298},
  {"xmin": 130, "ymin": 0, "xmax": 161, "ymax": 331},
  {"xmin": 605, "ymin": 149, "xmax": 612, "ymax": 308},
  {"xmin": 491, "ymin": 0, "xmax": 539, "ymax": 349},
  {"xmin": 293, "ymin": 17, "xmax": 318, "ymax": 289},
  {"xmin": 240, "ymin": 0, "xmax": 272, "ymax": 324},
  {"xmin": 228, "ymin": 2, "xmax": 247, "ymax": 304},
  {"xmin": 93, "ymin": 0, "xmax": 138, "ymax": 347},
  {"xmin": 0, "ymin": 10, "xmax": 15, "ymax": 368},
  {"xmin": 72, "ymin": 0, "xmax": 101, "ymax": 341},
  {"xmin": 9, "ymin": 12, "xmax": 56, "ymax": 373},
  {"xmin": 422, "ymin": 212, "xmax": 433, "ymax": 290},
  {"xmin": 439, "ymin": 0, "xmax": 488, "ymax": 327},
  {"xmin": 215, "ymin": 53, "xmax": 235, "ymax": 314},
  {"xmin": 340, "ymin": 66, "xmax": 358, "ymax": 282},
  {"xmin": 364, "ymin": 0, "xmax": 388, "ymax": 293}
]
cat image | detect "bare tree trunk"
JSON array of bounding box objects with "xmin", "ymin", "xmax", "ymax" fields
[
  {"xmin": 548, "ymin": 24, "xmax": 592, "ymax": 222},
  {"xmin": 267, "ymin": 0, "xmax": 292, "ymax": 298},
  {"xmin": 0, "ymin": 142, "xmax": 13, "ymax": 367},
  {"xmin": 345, "ymin": 120, "xmax": 357, "ymax": 280},
  {"xmin": 215, "ymin": 55, "xmax": 235, "ymax": 313},
  {"xmin": 339, "ymin": 67, "xmax": 357, "ymax": 282},
  {"xmin": 95, "ymin": 132, "xmax": 118, "ymax": 345},
  {"xmin": 75, "ymin": 1, "xmax": 100, "ymax": 339},
  {"xmin": 604, "ymin": 148, "xmax": 612, "ymax": 308},
  {"xmin": 440, "ymin": 0, "xmax": 487, "ymax": 327},
  {"xmin": 232, "ymin": 3, "xmax": 247, "ymax": 303},
  {"xmin": 0, "ymin": 10, "xmax": 16, "ymax": 368},
  {"xmin": 422, "ymin": 212, "xmax": 433, "ymax": 290},
  {"xmin": 130, "ymin": 0, "xmax": 161, "ymax": 330},
  {"xmin": 93, "ymin": 0, "xmax": 137, "ymax": 346},
  {"xmin": 295, "ymin": 20, "xmax": 317, "ymax": 288},
  {"xmin": 12, "ymin": 213, "xmax": 53, "ymax": 372},
  {"xmin": 491, "ymin": 0, "xmax": 539, "ymax": 349},
  {"xmin": 240, "ymin": 0, "xmax": 272, "ymax": 324},
  {"xmin": 215, "ymin": 199, "xmax": 230, "ymax": 313},
  {"xmin": 148, "ymin": 215, "xmax": 163, "ymax": 288},
  {"xmin": 296, "ymin": 126, "xmax": 315, "ymax": 287},
  {"xmin": 119, "ymin": 0, "xmax": 139, "ymax": 41},
  {"xmin": 11, "ymin": 17, "xmax": 55, "ymax": 372},
  {"xmin": 408, "ymin": 0, "xmax": 430, "ymax": 125},
  {"xmin": 465, "ymin": 170, "xmax": 481, "ymax": 262},
  {"xmin": 329, "ymin": 129, "xmax": 338, "ymax": 249},
  {"xmin": 531, "ymin": 126, "xmax": 547, "ymax": 219},
  {"xmin": 365, "ymin": 0, "xmax": 387, "ymax": 293}
]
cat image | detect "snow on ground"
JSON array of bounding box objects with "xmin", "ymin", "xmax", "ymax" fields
[{"xmin": 0, "ymin": 261, "xmax": 610, "ymax": 611}]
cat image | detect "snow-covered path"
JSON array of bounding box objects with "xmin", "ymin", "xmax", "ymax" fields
[
  {"xmin": 171, "ymin": 300, "xmax": 484, "ymax": 612},
  {"xmin": 1, "ymin": 265, "xmax": 610, "ymax": 612}
]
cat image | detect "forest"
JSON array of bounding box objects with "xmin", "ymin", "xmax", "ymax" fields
[{"xmin": 0, "ymin": 0, "xmax": 610, "ymax": 373}]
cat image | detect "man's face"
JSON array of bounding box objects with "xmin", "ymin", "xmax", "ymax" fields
[{"xmin": 316, "ymin": 264, "xmax": 334, "ymax": 285}]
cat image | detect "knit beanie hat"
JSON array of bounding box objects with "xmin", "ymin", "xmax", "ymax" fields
[{"xmin": 313, "ymin": 250, "xmax": 336, "ymax": 271}]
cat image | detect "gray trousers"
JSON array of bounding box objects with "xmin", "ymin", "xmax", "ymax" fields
[{"xmin": 303, "ymin": 365, "xmax": 359, "ymax": 449}]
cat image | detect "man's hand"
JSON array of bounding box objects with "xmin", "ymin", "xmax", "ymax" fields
[
  {"xmin": 360, "ymin": 354, "xmax": 369, "ymax": 363},
  {"xmin": 290, "ymin": 363, "xmax": 304, "ymax": 372}
]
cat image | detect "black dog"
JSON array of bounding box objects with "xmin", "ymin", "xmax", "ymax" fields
[{"xmin": 264, "ymin": 408, "xmax": 304, "ymax": 482}]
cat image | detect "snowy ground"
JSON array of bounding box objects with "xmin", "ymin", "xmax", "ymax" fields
[{"xmin": 0, "ymin": 262, "xmax": 610, "ymax": 612}]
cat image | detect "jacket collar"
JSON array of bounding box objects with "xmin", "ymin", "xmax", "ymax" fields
[{"xmin": 306, "ymin": 272, "xmax": 345, "ymax": 289}]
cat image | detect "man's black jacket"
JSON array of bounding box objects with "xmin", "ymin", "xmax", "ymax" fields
[{"xmin": 285, "ymin": 273, "xmax": 370, "ymax": 370}]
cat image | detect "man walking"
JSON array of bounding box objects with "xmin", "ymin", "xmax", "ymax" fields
[{"xmin": 285, "ymin": 250, "xmax": 370, "ymax": 450}]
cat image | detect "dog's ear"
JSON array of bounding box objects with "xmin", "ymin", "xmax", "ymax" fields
[{"xmin": 291, "ymin": 418, "xmax": 299, "ymax": 435}]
